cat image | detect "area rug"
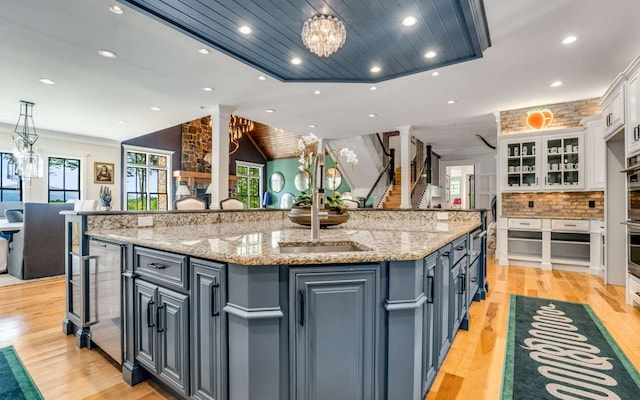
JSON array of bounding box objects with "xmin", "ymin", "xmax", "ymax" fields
[
  {"xmin": 0, "ymin": 346, "xmax": 43, "ymax": 399},
  {"xmin": 501, "ymin": 295, "xmax": 640, "ymax": 399}
]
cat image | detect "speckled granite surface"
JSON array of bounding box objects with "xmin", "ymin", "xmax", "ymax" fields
[{"xmin": 86, "ymin": 210, "xmax": 481, "ymax": 266}]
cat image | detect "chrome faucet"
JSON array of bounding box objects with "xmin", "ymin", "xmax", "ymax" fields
[{"xmin": 311, "ymin": 138, "xmax": 327, "ymax": 240}]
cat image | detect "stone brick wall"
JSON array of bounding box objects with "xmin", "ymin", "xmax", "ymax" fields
[
  {"xmin": 502, "ymin": 191, "xmax": 604, "ymax": 219},
  {"xmin": 500, "ymin": 98, "xmax": 601, "ymax": 135},
  {"xmin": 182, "ymin": 116, "xmax": 212, "ymax": 172}
]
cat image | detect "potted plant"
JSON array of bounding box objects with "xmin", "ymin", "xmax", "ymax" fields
[{"xmin": 289, "ymin": 134, "xmax": 357, "ymax": 227}]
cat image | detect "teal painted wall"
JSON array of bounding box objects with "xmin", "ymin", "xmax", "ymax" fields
[{"xmin": 265, "ymin": 157, "xmax": 351, "ymax": 208}]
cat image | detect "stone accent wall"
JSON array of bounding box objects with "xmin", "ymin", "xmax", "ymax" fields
[
  {"xmin": 502, "ymin": 191, "xmax": 604, "ymax": 219},
  {"xmin": 182, "ymin": 116, "xmax": 212, "ymax": 172},
  {"xmin": 500, "ymin": 98, "xmax": 601, "ymax": 135}
]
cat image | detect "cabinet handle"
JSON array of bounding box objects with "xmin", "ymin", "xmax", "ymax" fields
[
  {"xmin": 211, "ymin": 280, "xmax": 220, "ymax": 317},
  {"xmin": 471, "ymin": 277, "xmax": 477, "ymax": 283},
  {"xmin": 298, "ymin": 289, "xmax": 305, "ymax": 326},
  {"xmin": 462, "ymin": 274, "xmax": 466, "ymax": 293},
  {"xmin": 457, "ymin": 275, "xmax": 464, "ymax": 295},
  {"xmin": 520, "ymin": 222, "xmax": 531, "ymax": 226},
  {"xmin": 427, "ymin": 275, "xmax": 434, "ymax": 304},
  {"xmin": 147, "ymin": 300, "xmax": 155, "ymax": 328},
  {"xmin": 156, "ymin": 305, "xmax": 164, "ymax": 333},
  {"xmin": 455, "ymin": 245, "xmax": 465, "ymax": 251},
  {"xmin": 148, "ymin": 262, "xmax": 166, "ymax": 270},
  {"xmin": 441, "ymin": 251, "xmax": 450, "ymax": 257},
  {"xmin": 565, "ymin": 224, "xmax": 576, "ymax": 227}
]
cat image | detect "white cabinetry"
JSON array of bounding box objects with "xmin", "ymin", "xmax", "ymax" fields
[
  {"xmin": 498, "ymin": 218, "xmax": 603, "ymax": 275},
  {"xmin": 586, "ymin": 115, "xmax": 605, "ymax": 190},
  {"xmin": 626, "ymin": 58, "xmax": 640, "ymax": 156},
  {"xmin": 541, "ymin": 131, "xmax": 585, "ymax": 190},
  {"xmin": 600, "ymin": 73, "xmax": 625, "ymax": 141},
  {"xmin": 503, "ymin": 138, "xmax": 540, "ymax": 191},
  {"xmin": 500, "ymin": 129, "xmax": 586, "ymax": 192}
]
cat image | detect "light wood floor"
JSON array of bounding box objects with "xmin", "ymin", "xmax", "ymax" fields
[{"xmin": 1, "ymin": 260, "xmax": 639, "ymax": 399}]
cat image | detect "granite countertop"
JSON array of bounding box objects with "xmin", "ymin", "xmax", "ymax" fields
[{"xmin": 88, "ymin": 219, "xmax": 480, "ymax": 266}]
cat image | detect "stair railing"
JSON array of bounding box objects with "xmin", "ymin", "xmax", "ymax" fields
[
  {"xmin": 411, "ymin": 152, "xmax": 430, "ymax": 208},
  {"xmin": 363, "ymin": 133, "xmax": 395, "ymax": 207}
]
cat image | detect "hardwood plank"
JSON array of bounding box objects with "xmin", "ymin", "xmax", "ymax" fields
[{"xmin": 2, "ymin": 258, "xmax": 640, "ymax": 400}]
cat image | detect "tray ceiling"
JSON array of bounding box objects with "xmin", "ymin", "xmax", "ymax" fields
[{"xmin": 118, "ymin": 0, "xmax": 491, "ymax": 83}]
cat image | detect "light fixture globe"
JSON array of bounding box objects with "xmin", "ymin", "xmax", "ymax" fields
[{"xmin": 301, "ymin": 14, "xmax": 346, "ymax": 57}]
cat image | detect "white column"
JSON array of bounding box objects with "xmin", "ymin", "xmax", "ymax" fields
[
  {"xmin": 398, "ymin": 125, "xmax": 412, "ymax": 209},
  {"xmin": 209, "ymin": 105, "xmax": 234, "ymax": 209}
]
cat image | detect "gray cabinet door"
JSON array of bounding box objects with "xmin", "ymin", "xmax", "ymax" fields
[
  {"xmin": 437, "ymin": 248, "xmax": 451, "ymax": 366},
  {"xmin": 450, "ymin": 262, "xmax": 462, "ymax": 333},
  {"xmin": 134, "ymin": 280, "xmax": 157, "ymax": 373},
  {"xmin": 422, "ymin": 254, "xmax": 438, "ymax": 396},
  {"xmin": 192, "ymin": 262, "xmax": 226, "ymax": 400},
  {"xmin": 292, "ymin": 269, "xmax": 377, "ymax": 400},
  {"xmin": 469, "ymin": 256, "xmax": 480, "ymax": 303},
  {"xmin": 157, "ymin": 287, "xmax": 190, "ymax": 396}
]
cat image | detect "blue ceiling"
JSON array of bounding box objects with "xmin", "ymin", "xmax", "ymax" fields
[{"xmin": 118, "ymin": 0, "xmax": 491, "ymax": 83}]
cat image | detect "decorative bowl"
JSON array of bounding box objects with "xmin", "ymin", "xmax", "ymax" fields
[{"xmin": 288, "ymin": 206, "xmax": 350, "ymax": 227}]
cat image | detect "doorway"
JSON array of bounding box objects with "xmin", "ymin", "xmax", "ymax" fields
[{"xmin": 445, "ymin": 165, "xmax": 475, "ymax": 209}]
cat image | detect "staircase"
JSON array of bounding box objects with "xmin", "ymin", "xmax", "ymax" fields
[{"xmin": 382, "ymin": 168, "xmax": 402, "ymax": 208}]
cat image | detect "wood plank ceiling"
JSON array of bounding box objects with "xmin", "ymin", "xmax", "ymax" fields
[
  {"xmin": 246, "ymin": 121, "xmax": 302, "ymax": 160},
  {"xmin": 119, "ymin": 0, "xmax": 491, "ymax": 82}
]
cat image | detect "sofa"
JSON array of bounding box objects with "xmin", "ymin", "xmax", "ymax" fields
[{"xmin": 7, "ymin": 202, "xmax": 74, "ymax": 279}]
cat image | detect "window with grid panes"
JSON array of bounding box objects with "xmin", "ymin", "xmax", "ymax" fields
[
  {"xmin": 48, "ymin": 157, "xmax": 80, "ymax": 203},
  {"xmin": 236, "ymin": 162, "xmax": 263, "ymax": 209},
  {"xmin": 125, "ymin": 148, "xmax": 170, "ymax": 211}
]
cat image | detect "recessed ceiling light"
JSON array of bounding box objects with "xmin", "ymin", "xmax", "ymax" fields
[
  {"xmin": 551, "ymin": 81, "xmax": 563, "ymax": 87},
  {"xmin": 447, "ymin": 100, "xmax": 457, "ymax": 104},
  {"xmin": 314, "ymin": 90, "xmax": 321, "ymax": 95},
  {"xmin": 562, "ymin": 35, "xmax": 577, "ymax": 45},
  {"xmin": 309, "ymin": 124, "xmax": 316, "ymax": 128},
  {"xmin": 118, "ymin": 120, "xmax": 126, "ymax": 124},
  {"xmin": 258, "ymin": 75, "xmax": 266, "ymax": 81},
  {"xmin": 109, "ymin": 5, "xmax": 124, "ymax": 14},
  {"xmin": 98, "ymin": 49, "xmax": 117, "ymax": 59},
  {"xmin": 266, "ymin": 109, "xmax": 275, "ymax": 113},
  {"xmin": 39, "ymin": 78, "xmax": 55, "ymax": 85},
  {"xmin": 368, "ymin": 113, "xmax": 377, "ymax": 118},
  {"xmin": 424, "ymin": 51, "xmax": 437, "ymax": 58},
  {"xmin": 150, "ymin": 106, "xmax": 160, "ymax": 111},
  {"xmin": 238, "ymin": 25, "xmax": 252, "ymax": 35},
  {"xmin": 370, "ymin": 86, "xmax": 377, "ymax": 91},
  {"xmin": 203, "ymin": 87, "xmax": 213, "ymax": 92},
  {"xmin": 291, "ymin": 57, "xmax": 302, "ymax": 65},
  {"xmin": 431, "ymin": 71, "xmax": 440, "ymax": 77},
  {"xmin": 402, "ymin": 16, "xmax": 417, "ymax": 27},
  {"xmin": 370, "ymin": 66, "xmax": 381, "ymax": 73},
  {"xmin": 198, "ymin": 48, "xmax": 210, "ymax": 55}
]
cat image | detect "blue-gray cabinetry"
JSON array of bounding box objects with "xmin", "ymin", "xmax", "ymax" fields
[
  {"xmin": 450, "ymin": 235, "xmax": 469, "ymax": 333},
  {"xmin": 437, "ymin": 244, "xmax": 451, "ymax": 366},
  {"xmin": 191, "ymin": 260, "xmax": 226, "ymax": 400},
  {"xmin": 421, "ymin": 253, "xmax": 438, "ymax": 397},
  {"xmin": 133, "ymin": 247, "xmax": 190, "ymax": 397},
  {"xmin": 290, "ymin": 266, "xmax": 379, "ymax": 400}
]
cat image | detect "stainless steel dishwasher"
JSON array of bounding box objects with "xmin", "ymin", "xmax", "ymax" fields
[{"xmin": 88, "ymin": 239, "xmax": 124, "ymax": 364}]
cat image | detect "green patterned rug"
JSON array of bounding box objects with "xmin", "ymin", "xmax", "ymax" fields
[
  {"xmin": 0, "ymin": 346, "xmax": 43, "ymax": 400},
  {"xmin": 501, "ymin": 295, "xmax": 640, "ymax": 399}
]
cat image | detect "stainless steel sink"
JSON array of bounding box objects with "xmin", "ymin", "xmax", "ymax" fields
[{"xmin": 278, "ymin": 241, "xmax": 370, "ymax": 254}]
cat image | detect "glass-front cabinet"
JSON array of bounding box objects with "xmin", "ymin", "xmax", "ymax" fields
[
  {"xmin": 503, "ymin": 138, "xmax": 540, "ymax": 191},
  {"xmin": 542, "ymin": 132, "xmax": 584, "ymax": 190}
]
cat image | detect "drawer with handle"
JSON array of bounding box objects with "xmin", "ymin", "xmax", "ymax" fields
[
  {"xmin": 551, "ymin": 219, "xmax": 589, "ymax": 232},
  {"xmin": 451, "ymin": 235, "xmax": 468, "ymax": 266},
  {"xmin": 134, "ymin": 247, "xmax": 188, "ymax": 291},
  {"xmin": 508, "ymin": 218, "xmax": 542, "ymax": 230}
]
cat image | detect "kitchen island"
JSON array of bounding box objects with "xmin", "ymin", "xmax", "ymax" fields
[{"xmin": 63, "ymin": 209, "xmax": 486, "ymax": 400}]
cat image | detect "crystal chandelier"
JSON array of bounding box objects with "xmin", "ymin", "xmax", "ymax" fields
[
  {"xmin": 12, "ymin": 100, "xmax": 43, "ymax": 179},
  {"xmin": 301, "ymin": 14, "xmax": 347, "ymax": 57},
  {"xmin": 229, "ymin": 115, "xmax": 255, "ymax": 155}
]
